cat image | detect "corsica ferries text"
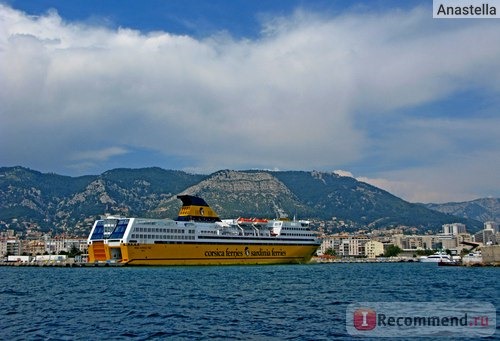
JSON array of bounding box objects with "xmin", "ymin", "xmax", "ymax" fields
[{"xmin": 204, "ymin": 247, "xmax": 287, "ymax": 258}]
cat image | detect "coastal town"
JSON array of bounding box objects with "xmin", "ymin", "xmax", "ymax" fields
[
  {"xmin": 1, "ymin": 217, "xmax": 499, "ymax": 266},
  {"xmin": 316, "ymin": 221, "xmax": 499, "ymax": 262}
]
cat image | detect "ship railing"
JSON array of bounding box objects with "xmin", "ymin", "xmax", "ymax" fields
[
  {"xmin": 232, "ymin": 223, "xmax": 245, "ymax": 236},
  {"xmin": 252, "ymin": 225, "xmax": 260, "ymax": 236}
]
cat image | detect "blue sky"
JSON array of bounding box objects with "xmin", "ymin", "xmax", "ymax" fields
[
  {"xmin": 1, "ymin": 0, "xmax": 499, "ymax": 203},
  {"xmin": 4, "ymin": 0, "xmax": 425, "ymax": 37}
]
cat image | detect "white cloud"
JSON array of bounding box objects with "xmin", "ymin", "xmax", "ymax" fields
[
  {"xmin": 66, "ymin": 146, "xmax": 129, "ymax": 174},
  {"xmin": 71, "ymin": 146, "xmax": 129, "ymax": 162},
  {"xmin": 0, "ymin": 4, "xmax": 499, "ymax": 202},
  {"xmin": 333, "ymin": 170, "xmax": 354, "ymax": 178}
]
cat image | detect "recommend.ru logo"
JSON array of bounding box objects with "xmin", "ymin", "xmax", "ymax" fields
[{"xmin": 346, "ymin": 302, "xmax": 496, "ymax": 338}]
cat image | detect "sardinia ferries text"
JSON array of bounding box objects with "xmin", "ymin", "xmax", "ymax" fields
[{"xmin": 204, "ymin": 248, "xmax": 287, "ymax": 257}]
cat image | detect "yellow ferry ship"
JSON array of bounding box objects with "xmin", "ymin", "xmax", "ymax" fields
[{"xmin": 87, "ymin": 195, "xmax": 320, "ymax": 265}]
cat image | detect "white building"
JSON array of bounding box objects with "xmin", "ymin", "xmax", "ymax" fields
[
  {"xmin": 484, "ymin": 221, "xmax": 498, "ymax": 233},
  {"xmin": 392, "ymin": 234, "xmax": 435, "ymax": 250},
  {"xmin": 45, "ymin": 238, "xmax": 88, "ymax": 254},
  {"xmin": 364, "ymin": 240, "xmax": 384, "ymax": 258},
  {"xmin": 320, "ymin": 235, "xmax": 370, "ymax": 257},
  {"xmin": 0, "ymin": 238, "xmax": 22, "ymax": 257},
  {"xmin": 442, "ymin": 223, "xmax": 467, "ymax": 236}
]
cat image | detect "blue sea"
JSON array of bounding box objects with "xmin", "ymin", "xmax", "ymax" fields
[{"xmin": 0, "ymin": 263, "xmax": 498, "ymax": 340}]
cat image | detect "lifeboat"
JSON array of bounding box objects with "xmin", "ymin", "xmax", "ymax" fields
[{"xmin": 236, "ymin": 217, "xmax": 269, "ymax": 226}]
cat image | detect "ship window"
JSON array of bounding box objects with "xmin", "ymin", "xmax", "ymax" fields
[
  {"xmin": 90, "ymin": 221, "xmax": 105, "ymax": 240},
  {"xmin": 109, "ymin": 219, "xmax": 129, "ymax": 239}
]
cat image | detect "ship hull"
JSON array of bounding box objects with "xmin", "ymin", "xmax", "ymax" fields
[{"xmin": 89, "ymin": 242, "xmax": 318, "ymax": 266}]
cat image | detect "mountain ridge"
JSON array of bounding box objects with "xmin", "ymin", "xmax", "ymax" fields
[
  {"xmin": 424, "ymin": 198, "xmax": 499, "ymax": 223},
  {"xmin": 0, "ymin": 166, "xmax": 489, "ymax": 236}
]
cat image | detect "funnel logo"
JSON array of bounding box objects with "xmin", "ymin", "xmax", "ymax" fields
[{"xmin": 353, "ymin": 308, "xmax": 376, "ymax": 330}]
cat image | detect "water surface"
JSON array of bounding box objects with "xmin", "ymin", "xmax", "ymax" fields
[{"xmin": 0, "ymin": 263, "xmax": 498, "ymax": 340}]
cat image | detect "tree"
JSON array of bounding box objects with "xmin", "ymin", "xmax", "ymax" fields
[
  {"xmin": 384, "ymin": 245, "xmax": 402, "ymax": 257},
  {"xmin": 324, "ymin": 248, "xmax": 337, "ymax": 257},
  {"xmin": 460, "ymin": 248, "xmax": 470, "ymax": 256},
  {"xmin": 416, "ymin": 249, "xmax": 435, "ymax": 256},
  {"xmin": 68, "ymin": 244, "xmax": 82, "ymax": 258}
]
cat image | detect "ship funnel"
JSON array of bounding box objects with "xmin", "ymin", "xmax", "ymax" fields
[{"xmin": 176, "ymin": 195, "xmax": 221, "ymax": 222}]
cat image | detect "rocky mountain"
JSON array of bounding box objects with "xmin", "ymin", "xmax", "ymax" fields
[
  {"xmin": 0, "ymin": 166, "xmax": 484, "ymax": 236},
  {"xmin": 425, "ymin": 198, "xmax": 500, "ymax": 223},
  {"xmin": 0, "ymin": 166, "xmax": 204, "ymax": 235}
]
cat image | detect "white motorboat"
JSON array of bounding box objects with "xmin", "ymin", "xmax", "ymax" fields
[{"xmin": 419, "ymin": 252, "xmax": 452, "ymax": 263}]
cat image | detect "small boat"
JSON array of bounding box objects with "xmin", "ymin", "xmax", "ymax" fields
[
  {"xmin": 235, "ymin": 217, "xmax": 269, "ymax": 226},
  {"xmin": 462, "ymin": 252, "xmax": 483, "ymax": 265},
  {"xmin": 419, "ymin": 252, "xmax": 452, "ymax": 263}
]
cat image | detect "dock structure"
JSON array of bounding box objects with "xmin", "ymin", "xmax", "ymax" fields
[
  {"xmin": 480, "ymin": 245, "xmax": 500, "ymax": 266},
  {"xmin": 0, "ymin": 260, "xmax": 124, "ymax": 267},
  {"xmin": 313, "ymin": 256, "xmax": 417, "ymax": 263}
]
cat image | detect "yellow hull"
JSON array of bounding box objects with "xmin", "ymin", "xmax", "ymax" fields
[{"xmin": 89, "ymin": 242, "xmax": 318, "ymax": 266}]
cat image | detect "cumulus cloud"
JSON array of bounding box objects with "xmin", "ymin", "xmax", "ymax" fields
[
  {"xmin": 333, "ymin": 170, "xmax": 354, "ymax": 178},
  {"xmin": 71, "ymin": 146, "xmax": 129, "ymax": 162},
  {"xmin": 0, "ymin": 4, "xmax": 499, "ymax": 202}
]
